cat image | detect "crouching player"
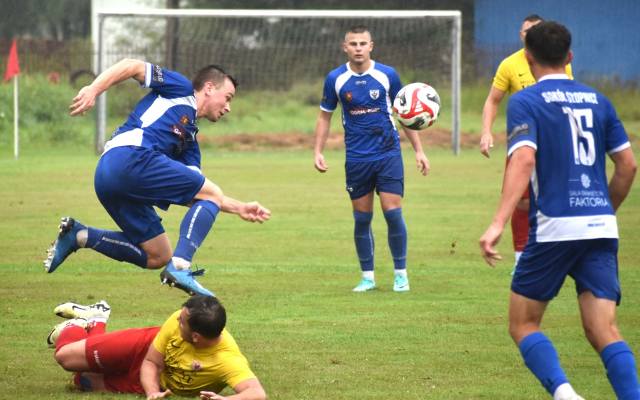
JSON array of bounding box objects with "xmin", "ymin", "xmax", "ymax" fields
[{"xmin": 48, "ymin": 296, "xmax": 267, "ymax": 400}]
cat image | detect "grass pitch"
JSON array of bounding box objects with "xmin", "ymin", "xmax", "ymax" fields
[{"xmin": 0, "ymin": 145, "xmax": 639, "ymax": 399}]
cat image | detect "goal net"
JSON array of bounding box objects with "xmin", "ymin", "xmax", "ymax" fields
[{"xmin": 94, "ymin": 9, "xmax": 461, "ymax": 153}]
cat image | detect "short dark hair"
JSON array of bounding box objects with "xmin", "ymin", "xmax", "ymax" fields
[
  {"xmin": 192, "ymin": 64, "xmax": 238, "ymax": 91},
  {"xmin": 346, "ymin": 25, "xmax": 372, "ymax": 40},
  {"xmin": 183, "ymin": 295, "xmax": 227, "ymax": 339},
  {"xmin": 523, "ymin": 14, "xmax": 543, "ymax": 23},
  {"xmin": 525, "ymin": 21, "xmax": 571, "ymax": 67}
]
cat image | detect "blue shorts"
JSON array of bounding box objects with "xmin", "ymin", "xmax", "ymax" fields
[
  {"xmin": 94, "ymin": 146, "xmax": 205, "ymax": 244},
  {"xmin": 512, "ymin": 238, "xmax": 620, "ymax": 304},
  {"xmin": 345, "ymin": 154, "xmax": 404, "ymax": 200}
]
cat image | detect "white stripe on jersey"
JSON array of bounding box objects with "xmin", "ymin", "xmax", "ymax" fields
[
  {"xmin": 140, "ymin": 95, "xmax": 196, "ymax": 128},
  {"xmin": 333, "ymin": 70, "xmax": 351, "ymax": 105},
  {"xmin": 507, "ymin": 140, "xmax": 537, "ymax": 157},
  {"xmin": 102, "ymin": 128, "xmax": 144, "ymax": 154},
  {"xmin": 144, "ymin": 63, "xmax": 152, "ymax": 88},
  {"xmin": 608, "ymin": 141, "xmax": 631, "ymax": 155},
  {"xmin": 535, "ymin": 211, "xmax": 618, "ymax": 242}
]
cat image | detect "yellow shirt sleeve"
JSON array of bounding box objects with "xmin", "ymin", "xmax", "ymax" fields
[
  {"xmin": 152, "ymin": 310, "xmax": 180, "ymax": 354},
  {"xmin": 492, "ymin": 57, "xmax": 512, "ymax": 93}
]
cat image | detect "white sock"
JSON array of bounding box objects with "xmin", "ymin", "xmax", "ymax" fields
[
  {"xmin": 362, "ymin": 271, "xmax": 374, "ymax": 281},
  {"xmin": 514, "ymin": 251, "xmax": 523, "ymax": 264},
  {"xmin": 172, "ymin": 257, "xmax": 191, "ymax": 270},
  {"xmin": 394, "ymin": 269, "xmax": 407, "ymax": 278},
  {"xmin": 76, "ymin": 229, "xmax": 88, "ymax": 248},
  {"xmin": 553, "ymin": 383, "xmax": 578, "ymax": 400}
]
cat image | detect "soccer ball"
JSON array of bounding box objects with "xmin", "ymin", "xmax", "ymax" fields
[{"xmin": 393, "ymin": 83, "xmax": 440, "ymax": 130}]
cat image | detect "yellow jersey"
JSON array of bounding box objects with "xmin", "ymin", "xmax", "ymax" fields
[
  {"xmin": 153, "ymin": 310, "xmax": 256, "ymax": 396},
  {"xmin": 493, "ymin": 48, "xmax": 573, "ymax": 94}
]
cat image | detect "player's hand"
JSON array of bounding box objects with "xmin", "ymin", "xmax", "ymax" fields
[
  {"xmin": 314, "ymin": 153, "xmax": 328, "ymax": 173},
  {"xmin": 479, "ymin": 132, "xmax": 494, "ymax": 158},
  {"xmin": 147, "ymin": 389, "xmax": 172, "ymax": 400},
  {"xmin": 479, "ymin": 223, "xmax": 504, "ymax": 267},
  {"xmin": 416, "ymin": 152, "xmax": 430, "ymax": 176},
  {"xmin": 69, "ymin": 85, "xmax": 99, "ymax": 117},
  {"xmin": 200, "ymin": 391, "xmax": 226, "ymax": 400},
  {"xmin": 239, "ymin": 202, "xmax": 271, "ymax": 223}
]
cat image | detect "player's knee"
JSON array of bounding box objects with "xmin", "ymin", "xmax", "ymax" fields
[
  {"xmin": 583, "ymin": 322, "xmax": 621, "ymax": 351},
  {"xmin": 146, "ymin": 253, "xmax": 171, "ymax": 269},
  {"xmin": 54, "ymin": 347, "xmax": 76, "ymax": 371}
]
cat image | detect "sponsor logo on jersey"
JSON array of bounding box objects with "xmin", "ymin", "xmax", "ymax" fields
[
  {"xmin": 355, "ymin": 80, "xmax": 367, "ymax": 85},
  {"xmin": 345, "ymin": 91, "xmax": 353, "ymax": 102},
  {"xmin": 180, "ymin": 115, "xmax": 189, "ymax": 125},
  {"xmin": 369, "ymin": 89, "xmax": 380, "ymax": 100},
  {"xmin": 152, "ymin": 65, "xmax": 164, "ymax": 83},
  {"xmin": 349, "ymin": 107, "xmax": 381, "ymax": 116},
  {"xmin": 581, "ymin": 173, "xmax": 591, "ymax": 188}
]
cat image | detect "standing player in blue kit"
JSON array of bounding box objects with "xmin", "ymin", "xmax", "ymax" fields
[
  {"xmin": 45, "ymin": 59, "xmax": 271, "ymax": 297},
  {"xmin": 479, "ymin": 22, "xmax": 639, "ymax": 399},
  {"xmin": 314, "ymin": 26, "xmax": 429, "ymax": 292}
]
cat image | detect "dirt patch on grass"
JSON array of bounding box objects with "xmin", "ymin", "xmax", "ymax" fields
[{"xmin": 201, "ymin": 128, "xmax": 498, "ymax": 151}]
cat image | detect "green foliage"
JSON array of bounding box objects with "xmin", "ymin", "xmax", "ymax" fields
[{"xmin": 0, "ymin": 147, "xmax": 639, "ymax": 399}]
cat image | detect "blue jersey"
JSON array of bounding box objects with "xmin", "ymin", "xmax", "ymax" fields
[
  {"xmin": 320, "ymin": 61, "xmax": 402, "ymax": 162},
  {"xmin": 103, "ymin": 63, "xmax": 201, "ymax": 170},
  {"xmin": 506, "ymin": 74, "xmax": 630, "ymax": 242}
]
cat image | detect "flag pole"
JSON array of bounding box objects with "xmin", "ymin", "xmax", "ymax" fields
[{"xmin": 13, "ymin": 74, "xmax": 19, "ymax": 159}]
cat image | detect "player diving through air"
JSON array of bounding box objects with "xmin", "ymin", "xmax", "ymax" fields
[{"xmin": 44, "ymin": 59, "xmax": 271, "ymax": 297}]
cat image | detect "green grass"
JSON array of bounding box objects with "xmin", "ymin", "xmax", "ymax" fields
[{"xmin": 0, "ymin": 145, "xmax": 639, "ymax": 399}]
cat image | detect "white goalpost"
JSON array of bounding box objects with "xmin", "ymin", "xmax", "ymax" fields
[{"xmin": 93, "ymin": 8, "xmax": 462, "ymax": 154}]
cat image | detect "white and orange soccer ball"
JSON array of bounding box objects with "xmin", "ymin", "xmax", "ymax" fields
[{"xmin": 393, "ymin": 82, "xmax": 440, "ymax": 130}]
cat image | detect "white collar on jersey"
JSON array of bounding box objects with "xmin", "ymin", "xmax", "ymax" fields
[
  {"xmin": 538, "ymin": 73, "xmax": 570, "ymax": 81},
  {"xmin": 347, "ymin": 60, "xmax": 376, "ymax": 76}
]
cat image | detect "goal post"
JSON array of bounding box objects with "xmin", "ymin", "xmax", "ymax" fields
[{"xmin": 93, "ymin": 8, "xmax": 462, "ymax": 154}]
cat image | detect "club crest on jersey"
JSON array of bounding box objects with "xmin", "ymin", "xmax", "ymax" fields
[
  {"xmin": 152, "ymin": 65, "xmax": 164, "ymax": 83},
  {"xmin": 345, "ymin": 92, "xmax": 353, "ymax": 102},
  {"xmin": 369, "ymin": 89, "xmax": 380, "ymax": 100}
]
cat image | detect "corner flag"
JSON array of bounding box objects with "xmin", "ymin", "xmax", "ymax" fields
[
  {"xmin": 4, "ymin": 39, "xmax": 20, "ymax": 159},
  {"xmin": 4, "ymin": 39, "xmax": 20, "ymax": 82}
]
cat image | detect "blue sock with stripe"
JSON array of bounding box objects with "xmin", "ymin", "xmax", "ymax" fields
[
  {"xmin": 353, "ymin": 211, "xmax": 374, "ymax": 272},
  {"xmin": 383, "ymin": 208, "xmax": 407, "ymax": 269},
  {"xmin": 519, "ymin": 332, "xmax": 569, "ymax": 395},
  {"xmin": 174, "ymin": 200, "xmax": 220, "ymax": 262},
  {"xmin": 86, "ymin": 228, "xmax": 147, "ymax": 267},
  {"xmin": 600, "ymin": 341, "xmax": 640, "ymax": 400}
]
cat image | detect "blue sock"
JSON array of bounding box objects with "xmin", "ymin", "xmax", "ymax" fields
[
  {"xmin": 86, "ymin": 228, "xmax": 147, "ymax": 267},
  {"xmin": 519, "ymin": 332, "xmax": 569, "ymax": 395},
  {"xmin": 383, "ymin": 208, "xmax": 407, "ymax": 269},
  {"xmin": 601, "ymin": 341, "xmax": 640, "ymax": 400},
  {"xmin": 353, "ymin": 211, "xmax": 374, "ymax": 272},
  {"xmin": 174, "ymin": 200, "xmax": 220, "ymax": 262}
]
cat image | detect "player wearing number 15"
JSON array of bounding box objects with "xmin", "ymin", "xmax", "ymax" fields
[{"xmin": 479, "ymin": 22, "xmax": 639, "ymax": 399}]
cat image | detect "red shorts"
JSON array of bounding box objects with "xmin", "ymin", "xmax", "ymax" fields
[{"xmin": 84, "ymin": 327, "xmax": 160, "ymax": 393}]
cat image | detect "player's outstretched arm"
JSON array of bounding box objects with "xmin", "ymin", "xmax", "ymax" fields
[
  {"xmin": 313, "ymin": 111, "xmax": 333, "ymax": 172},
  {"xmin": 402, "ymin": 126, "xmax": 430, "ymax": 176},
  {"xmin": 200, "ymin": 378, "xmax": 266, "ymax": 400},
  {"xmin": 220, "ymin": 197, "xmax": 271, "ymax": 223},
  {"xmin": 609, "ymin": 147, "xmax": 637, "ymax": 211},
  {"xmin": 479, "ymin": 146, "xmax": 535, "ymax": 266},
  {"xmin": 480, "ymin": 86, "xmax": 507, "ymax": 158},
  {"xmin": 69, "ymin": 58, "xmax": 146, "ymax": 117}
]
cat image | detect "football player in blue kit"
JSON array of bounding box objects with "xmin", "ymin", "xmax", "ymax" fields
[
  {"xmin": 479, "ymin": 22, "xmax": 639, "ymax": 400},
  {"xmin": 314, "ymin": 26, "xmax": 429, "ymax": 292},
  {"xmin": 44, "ymin": 59, "xmax": 271, "ymax": 297}
]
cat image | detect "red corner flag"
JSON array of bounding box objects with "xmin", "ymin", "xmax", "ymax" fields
[{"xmin": 4, "ymin": 39, "xmax": 20, "ymax": 82}]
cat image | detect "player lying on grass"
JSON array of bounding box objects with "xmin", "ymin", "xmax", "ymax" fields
[
  {"xmin": 48, "ymin": 295, "xmax": 267, "ymax": 400},
  {"xmin": 44, "ymin": 59, "xmax": 271, "ymax": 297}
]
